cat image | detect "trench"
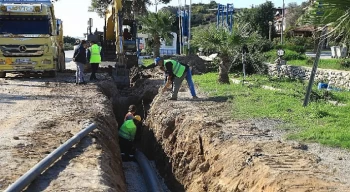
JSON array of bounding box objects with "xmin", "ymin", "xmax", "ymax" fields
[{"xmin": 99, "ymin": 77, "xmax": 184, "ymax": 192}]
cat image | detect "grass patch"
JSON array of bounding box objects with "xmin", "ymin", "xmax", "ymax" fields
[
  {"xmin": 193, "ymin": 73, "xmax": 350, "ymax": 148},
  {"xmin": 287, "ymin": 59, "xmax": 350, "ymax": 71}
]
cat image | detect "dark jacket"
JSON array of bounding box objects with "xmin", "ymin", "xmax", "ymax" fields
[{"xmin": 73, "ymin": 44, "xmax": 87, "ymax": 64}]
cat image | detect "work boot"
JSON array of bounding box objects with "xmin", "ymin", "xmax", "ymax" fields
[
  {"xmin": 193, "ymin": 96, "xmax": 199, "ymax": 99},
  {"xmin": 168, "ymin": 97, "xmax": 177, "ymax": 101}
]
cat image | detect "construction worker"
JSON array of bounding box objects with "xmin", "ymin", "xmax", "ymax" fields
[
  {"xmin": 118, "ymin": 115, "xmax": 142, "ymax": 160},
  {"xmin": 124, "ymin": 105, "xmax": 136, "ymax": 121},
  {"xmin": 87, "ymin": 41, "xmax": 102, "ymax": 81},
  {"xmin": 72, "ymin": 40, "xmax": 87, "ymax": 85},
  {"xmin": 154, "ymin": 57, "xmax": 198, "ymax": 100}
]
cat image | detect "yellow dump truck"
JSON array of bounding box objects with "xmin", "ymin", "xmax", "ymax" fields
[{"xmin": 0, "ymin": 0, "xmax": 65, "ymax": 78}]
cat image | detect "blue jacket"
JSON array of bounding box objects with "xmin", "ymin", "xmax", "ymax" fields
[{"xmin": 73, "ymin": 44, "xmax": 87, "ymax": 64}]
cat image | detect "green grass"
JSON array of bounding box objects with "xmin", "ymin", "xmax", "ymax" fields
[
  {"xmin": 287, "ymin": 59, "xmax": 350, "ymax": 71},
  {"xmin": 193, "ymin": 73, "xmax": 350, "ymax": 148}
]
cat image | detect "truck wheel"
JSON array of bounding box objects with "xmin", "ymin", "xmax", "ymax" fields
[
  {"xmin": 47, "ymin": 71, "xmax": 57, "ymax": 78},
  {"xmin": 0, "ymin": 72, "xmax": 6, "ymax": 78}
]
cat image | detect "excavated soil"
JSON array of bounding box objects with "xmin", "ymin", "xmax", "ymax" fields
[
  {"xmin": 0, "ymin": 73, "xmax": 126, "ymax": 191},
  {"xmin": 145, "ymin": 87, "xmax": 350, "ymax": 192},
  {"xmin": 163, "ymin": 55, "xmax": 207, "ymax": 75}
]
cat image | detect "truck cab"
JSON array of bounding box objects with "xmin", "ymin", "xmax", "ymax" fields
[{"xmin": 0, "ymin": 0, "xmax": 63, "ymax": 78}]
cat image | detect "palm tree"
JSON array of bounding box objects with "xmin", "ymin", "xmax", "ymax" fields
[
  {"xmin": 192, "ymin": 24, "xmax": 249, "ymax": 84},
  {"xmin": 138, "ymin": 11, "xmax": 175, "ymax": 57},
  {"xmin": 301, "ymin": 0, "xmax": 350, "ymax": 43}
]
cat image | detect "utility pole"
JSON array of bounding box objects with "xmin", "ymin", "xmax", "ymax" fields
[
  {"xmin": 281, "ymin": 0, "xmax": 284, "ymax": 44},
  {"xmin": 188, "ymin": 0, "xmax": 191, "ymax": 55},
  {"xmin": 155, "ymin": 0, "xmax": 158, "ymax": 12},
  {"xmin": 303, "ymin": 27, "xmax": 327, "ymax": 107},
  {"xmin": 178, "ymin": 0, "xmax": 182, "ymax": 55}
]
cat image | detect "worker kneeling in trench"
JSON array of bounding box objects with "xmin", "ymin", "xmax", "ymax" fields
[{"xmin": 118, "ymin": 115, "xmax": 142, "ymax": 161}]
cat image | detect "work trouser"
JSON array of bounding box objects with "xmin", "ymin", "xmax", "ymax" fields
[
  {"xmin": 75, "ymin": 62, "xmax": 85, "ymax": 83},
  {"xmin": 119, "ymin": 136, "xmax": 133, "ymax": 157},
  {"xmin": 186, "ymin": 69, "xmax": 197, "ymax": 97},
  {"xmin": 90, "ymin": 63, "xmax": 99, "ymax": 80},
  {"xmin": 171, "ymin": 69, "xmax": 197, "ymax": 99}
]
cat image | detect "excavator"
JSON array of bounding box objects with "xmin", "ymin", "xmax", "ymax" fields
[{"xmin": 87, "ymin": 0, "xmax": 141, "ymax": 88}]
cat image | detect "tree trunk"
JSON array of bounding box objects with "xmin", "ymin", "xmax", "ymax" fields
[
  {"xmin": 218, "ymin": 55, "xmax": 231, "ymax": 84},
  {"xmin": 153, "ymin": 35, "xmax": 161, "ymax": 58}
]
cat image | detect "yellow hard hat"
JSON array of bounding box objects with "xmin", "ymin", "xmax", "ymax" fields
[{"xmin": 134, "ymin": 115, "xmax": 141, "ymax": 121}]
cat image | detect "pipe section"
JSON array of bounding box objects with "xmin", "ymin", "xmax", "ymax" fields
[
  {"xmin": 5, "ymin": 123, "xmax": 97, "ymax": 192},
  {"xmin": 135, "ymin": 149, "xmax": 164, "ymax": 192}
]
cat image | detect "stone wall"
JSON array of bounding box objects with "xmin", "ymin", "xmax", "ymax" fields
[{"xmin": 265, "ymin": 63, "xmax": 350, "ymax": 90}]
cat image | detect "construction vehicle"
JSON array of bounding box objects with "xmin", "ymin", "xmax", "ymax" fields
[
  {"xmin": 86, "ymin": 0, "xmax": 140, "ymax": 88},
  {"xmin": 0, "ymin": 0, "xmax": 65, "ymax": 78}
]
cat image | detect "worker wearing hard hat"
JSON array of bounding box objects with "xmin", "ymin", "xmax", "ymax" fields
[
  {"xmin": 154, "ymin": 57, "xmax": 198, "ymax": 100},
  {"xmin": 87, "ymin": 41, "xmax": 102, "ymax": 81},
  {"xmin": 118, "ymin": 115, "xmax": 142, "ymax": 160}
]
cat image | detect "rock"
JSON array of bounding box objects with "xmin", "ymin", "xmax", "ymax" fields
[{"xmin": 199, "ymin": 161, "xmax": 210, "ymax": 173}]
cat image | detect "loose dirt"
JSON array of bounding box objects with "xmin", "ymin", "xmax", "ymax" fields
[
  {"xmin": 0, "ymin": 72, "xmax": 126, "ymax": 191},
  {"xmin": 146, "ymin": 83, "xmax": 350, "ymax": 192}
]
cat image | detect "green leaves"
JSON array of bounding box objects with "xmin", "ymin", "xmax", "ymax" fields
[
  {"xmin": 138, "ymin": 11, "xmax": 175, "ymax": 56},
  {"xmin": 301, "ymin": 0, "xmax": 350, "ymax": 41}
]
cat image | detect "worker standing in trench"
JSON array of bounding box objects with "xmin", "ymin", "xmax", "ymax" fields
[
  {"xmin": 118, "ymin": 115, "xmax": 142, "ymax": 160},
  {"xmin": 124, "ymin": 105, "xmax": 137, "ymax": 121},
  {"xmin": 154, "ymin": 57, "xmax": 198, "ymax": 100}
]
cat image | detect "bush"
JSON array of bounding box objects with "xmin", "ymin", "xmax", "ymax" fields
[
  {"xmin": 264, "ymin": 49, "xmax": 306, "ymax": 62},
  {"xmin": 339, "ymin": 59, "xmax": 350, "ymax": 68},
  {"xmin": 64, "ymin": 43, "xmax": 73, "ymax": 51},
  {"xmin": 231, "ymin": 52, "xmax": 267, "ymax": 74},
  {"xmin": 246, "ymin": 34, "xmax": 274, "ymax": 53},
  {"xmin": 274, "ymin": 44, "xmax": 306, "ymax": 54}
]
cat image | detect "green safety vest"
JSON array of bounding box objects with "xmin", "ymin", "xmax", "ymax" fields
[
  {"xmin": 89, "ymin": 44, "xmax": 101, "ymax": 63},
  {"xmin": 118, "ymin": 119, "xmax": 137, "ymax": 141},
  {"xmin": 164, "ymin": 59, "xmax": 186, "ymax": 78}
]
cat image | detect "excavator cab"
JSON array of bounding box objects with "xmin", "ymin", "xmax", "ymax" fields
[{"xmin": 101, "ymin": 0, "xmax": 141, "ymax": 89}]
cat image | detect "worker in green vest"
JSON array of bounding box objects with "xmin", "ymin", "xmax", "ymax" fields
[
  {"xmin": 154, "ymin": 57, "xmax": 198, "ymax": 100},
  {"xmin": 87, "ymin": 41, "xmax": 102, "ymax": 81},
  {"xmin": 118, "ymin": 115, "xmax": 142, "ymax": 160}
]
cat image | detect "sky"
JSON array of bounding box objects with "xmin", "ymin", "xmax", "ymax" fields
[{"xmin": 54, "ymin": 0, "xmax": 306, "ymax": 37}]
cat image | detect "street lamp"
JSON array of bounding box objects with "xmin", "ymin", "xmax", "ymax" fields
[{"xmin": 268, "ymin": 21, "xmax": 273, "ymax": 41}]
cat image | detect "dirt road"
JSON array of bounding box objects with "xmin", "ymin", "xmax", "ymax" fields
[{"xmin": 0, "ymin": 73, "xmax": 126, "ymax": 191}]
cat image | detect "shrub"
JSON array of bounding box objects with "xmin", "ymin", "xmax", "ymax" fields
[
  {"xmin": 274, "ymin": 44, "xmax": 306, "ymax": 54},
  {"xmin": 306, "ymin": 57, "xmax": 314, "ymax": 65},
  {"xmin": 264, "ymin": 49, "xmax": 306, "ymax": 62},
  {"xmin": 339, "ymin": 59, "xmax": 350, "ymax": 68},
  {"xmin": 246, "ymin": 34, "xmax": 274, "ymax": 53},
  {"xmin": 231, "ymin": 52, "xmax": 267, "ymax": 74},
  {"xmin": 64, "ymin": 43, "xmax": 73, "ymax": 51}
]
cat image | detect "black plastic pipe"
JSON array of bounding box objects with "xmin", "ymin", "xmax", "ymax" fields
[
  {"xmin": 135, "ymin": 149, "xmax": 164, "ymax": 192},
  {"xmin": 5, "ymin": 123, "xmax": 97, "ymax": 192}
]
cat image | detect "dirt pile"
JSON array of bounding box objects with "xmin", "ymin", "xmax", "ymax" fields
[
  {"xmin": 145, "ymin": 90, "xmax": 350, "ymax": 191},
  {"xmin": 165, "ymin": 55, "xmax": 207, "ymax": 75},
  {"xmin": 0, "ymin": 74, "xmax": 126, "ymax": 191}
]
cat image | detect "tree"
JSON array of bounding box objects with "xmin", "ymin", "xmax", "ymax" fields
[
  {"xmin": 138, "ymin": 11, "xmax": 175, "ymax": 57},
  {"xmin": 234, "ymin": 2, "xmax": 275, "ymax": 39},
  {"xmin": 300, "ymin": 0, "xmax": 350, "ymax": 52},
  {"xmin": 285, "ymin": 2, "xmax": 309, "ymax": 28},
  {"xmin": 192, "ymin": 24, "xmax": 249, "ymax": 84},
  {"xmin": 88, "ymin": 0, "xmax": 172, "ymax": 18},
  {"xmin": 63, "ymin": 36, "xmax": 77, "ymax": 44},
  {"xmin": 254, "ymin": 1, "xmax": 275, "ymax": 39}
]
